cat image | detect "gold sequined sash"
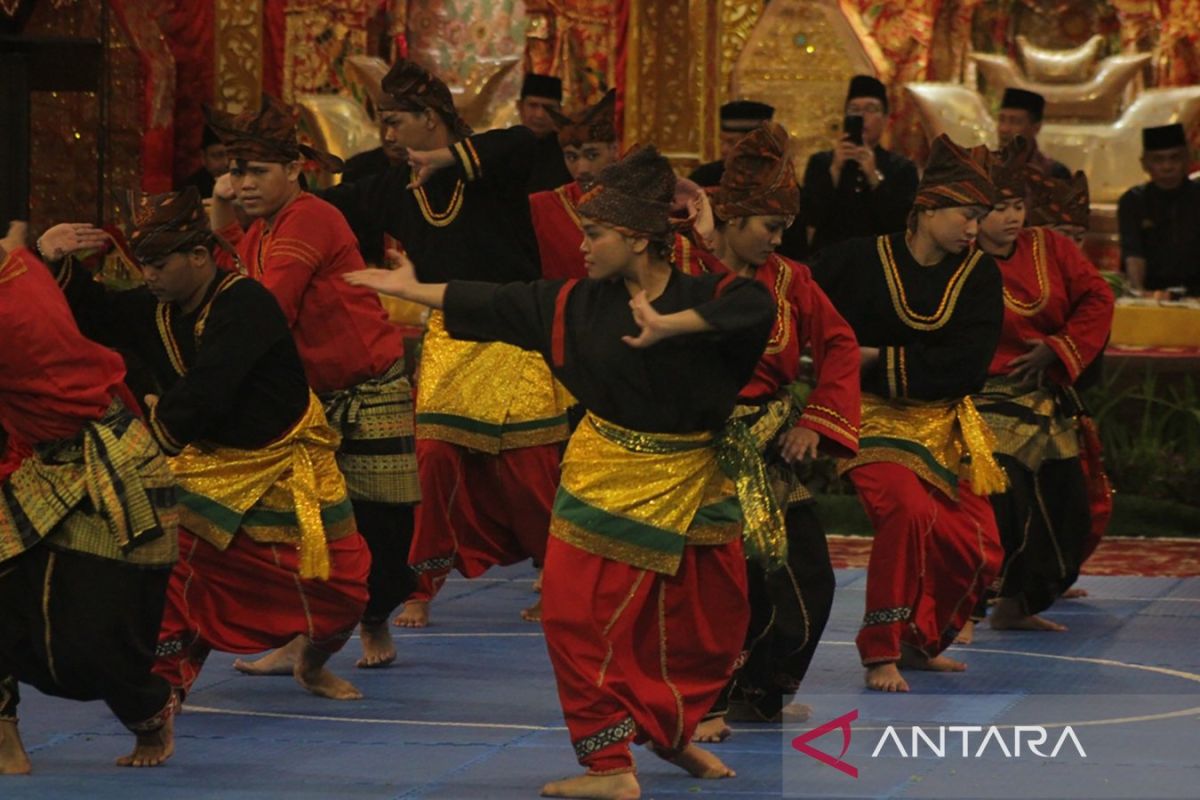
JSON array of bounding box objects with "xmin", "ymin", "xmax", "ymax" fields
[
  {"xmin": 168, "ymin": 393, "xmax": 352, "ymax": 579},
  {"xmin": 841, "ymin": 393, "xmax": 1008, "ymax": 498}
]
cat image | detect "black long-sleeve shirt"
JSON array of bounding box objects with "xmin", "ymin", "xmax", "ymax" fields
[
  {"xmin": 802, "ymin": 147, "xmax": 918, "ymax": 255},
  {"xmin": 443, "ymin": 271, "xmax": 775, "ymax": 433},
  {"xmin": 526, "ymin": 134, "xmax": 573, "ymax": 194},
  {"xmin": 1118, "ymin": 179, "xmax": 1200, "ymax": 294},
  {"xmin": 322, "ymin": 127, "xmax": 542, "ymax": 284},
  {"xmin": 54, "ymin": 262, "xmax": 310, "ymax": 452},
  {"xmin": 811, "ymin": 233, "xmax": 1003, "ymax": 401}
]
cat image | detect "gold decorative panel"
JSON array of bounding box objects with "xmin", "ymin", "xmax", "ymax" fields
[
  {"xmin": 282, "ymin": 0, "xmax": 371, "ymax": 103},
  {"xmin": 23, "ymin": 0, "xmax": 142, "ymax": 230},
  {"xmin": 719, "ymin": 0, "xmax": 764, "ymax": 79},
  {"xmin": 628, "ymin": 0, "xmax": 760, "ymax": 170},
  {"xmin": 731, "ymin": 0, "xmax": 884, "ymax": 175},
  {"xmin": 524, "ymin": 0, "xmax": 619, "ymax": 107},
  {"xmin": 215, "ymin": 0, "xmax": 262, "ymax": 113}
]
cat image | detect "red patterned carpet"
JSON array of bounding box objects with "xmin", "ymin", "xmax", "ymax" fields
[{"xmin": 827, "ymin": 535, "xmax": 1200, "ymax": 577}]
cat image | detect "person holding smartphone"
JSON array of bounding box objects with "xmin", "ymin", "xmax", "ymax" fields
[{"xmin": 801, "ymin": 75, "xmax": 918, "ymax": 255}]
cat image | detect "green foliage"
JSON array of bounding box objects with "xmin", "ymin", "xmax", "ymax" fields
[
  {"xmin": 1100, "ymin": 270, "xmax": 1135, "ymax": 298},
  {"xmin": 1084, "ymin": 363, "xmax": 1200, "ymax": 507}
]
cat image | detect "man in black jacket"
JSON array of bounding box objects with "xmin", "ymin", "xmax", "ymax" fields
[{"xmin": 801, "ymin": 75, "xmax": 918, "ymax": 255}]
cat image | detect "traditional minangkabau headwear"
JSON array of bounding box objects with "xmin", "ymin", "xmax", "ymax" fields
[
  {"xmin": 201, "ymin": 124, "xmax": 221, "ymax": 149},
  {"xmin": 205, "ymin": 95, "xmax": 343, "ymax": 173},
  {"xmin": 846, "ymin": 74, "xmax": 889, "ymax": 112},
  {"xmin": 521, "ymin": 73, "xmax": 563, "ymax": 102},
  {"xmin": 719, "ymin": 100, "xmax": 775, "ymax": 133},
  {"xmin": 1027, "ymin": 169, "xmax": 1091, "ymax": 229},
  {"xmin": 576, "ymin": 145, "xmax": 676, "ymax": 239},
  {"xmin": 913, "ymin": 134, "xmax": 999, "ymax": 211},
  {"xmin": 987, "ymin": 135, "xmax": 1034, "ymax": 201},
  {"xmin": 120, "ymin": 186, "xmax": 218, "ymax": 265},
  {"xmin": 1001, "ymin": 88, "xmax": 1048, "ymax": 121},
  {"xmin": 549, "ymin": 88, "xmax": 618, "ymax": 149},
  {"xmin": 713, "ymin": 122, "xmax": 799, "ymax": 220},
  {"xmin": 378, "ymin": 58, "xmax": 473, "ymax": 139},
  {"xmin": 1142, "ymin": 122, "xmax": 1187, "ymax": 151}
]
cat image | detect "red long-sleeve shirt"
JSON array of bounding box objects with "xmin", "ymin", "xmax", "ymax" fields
[
  {"xmin": 988, "ymin": 227, "xmax": 1115, "ymax": 384},
  {"xmin": 679, "ymin": 245, "xmax": 861, "ymax": 456},
  {"xmin": 0, "ymin": 247, "xmax": 126, "ymax": 444},
  {"xmin": 530, "ymin": 182, "xmax": 588, "ymax": 280},
  {"xmin": 218, "ymin": 192, "xmax": 405, "ymax": 394},
  {"xmin": 739, "ymin": 255, "xmax": 861, "ymax": 456}
]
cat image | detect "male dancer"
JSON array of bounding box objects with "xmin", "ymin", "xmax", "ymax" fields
[
  {"xmin": 1, "ymin": 224, "xmax": 178, "ymax": 770},
  {"xmin": 207, "ymin": 95, "xmax": 418, "ymax": 669},
  {"xmin": 39, "ymin": 189, "xmax": 369, "ymax": 701}
]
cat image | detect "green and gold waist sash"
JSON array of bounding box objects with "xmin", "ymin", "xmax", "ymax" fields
[
  {"xmin": 415, "ymin": 311, "xmax": 570, "ymax": 453},
  {"xmin": 169, "ymin": 393, "xmax": 354, "ymax": 580},
  {"xmin": 972, "ymin": 376, "xmax": 1081, "ymax": 472},
  {"xmin": 840, "ymin": 393, "xmax": 1008, "ymax": 499},
  {"xmin": 550, "ymin": 413, "xmax": 785, "ymax": 575},
  {"xmin": 321, "ymin": 358, "xmax": 420, "ymax": 505},
  {"xmin": 731, "ymin": 392, "xmax": 813, "ymax": 506},
  {"xmin": 1, "ymin": 400, "xmax": 178, "ymax": 567}
]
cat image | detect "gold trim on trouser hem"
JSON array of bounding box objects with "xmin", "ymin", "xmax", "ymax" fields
[
  {"xmin": 596, "ymin": 571, "xmax": 646, "ymax": 689},
  {"xmin": 42, "ymin": 552, "xmax": 58, "ymax": 685},
  {"xmin": 658, "ymin": 582, "xmax": 686, "ymax": 751}
]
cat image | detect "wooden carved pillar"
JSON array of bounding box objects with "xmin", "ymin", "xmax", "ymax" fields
[
  {"xmin": 214, "ymin": 0, "xmax": 263, "ymax": 112},
  {"xmin": 624, "ymin": 0, "xmax": 763, "ymax": 170}
]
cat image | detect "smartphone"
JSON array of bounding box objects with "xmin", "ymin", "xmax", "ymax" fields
[{"xmin": 843, "ymin": 115, "xmax": 864, "ymax": 145}]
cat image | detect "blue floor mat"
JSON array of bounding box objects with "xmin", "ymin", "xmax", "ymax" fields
[{"xmin": 8, "ymin": 565, "xmax": 1200, "ymax": 799}]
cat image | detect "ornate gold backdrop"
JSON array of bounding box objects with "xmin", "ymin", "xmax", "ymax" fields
[{"xmin": 11, "ymin": 0, "xmax": 1200, "ymax": 231}]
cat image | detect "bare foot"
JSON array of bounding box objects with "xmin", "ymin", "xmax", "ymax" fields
[
  {"xmin": 116, "ymin": 716, "xmax": 174, "ymax": 768},
  {"xmin": 521, "ymin": 597, "xmax": 543, "ymax": 623},
  {"xmin": 899, "ymin": 645, "xmax": 967, "ymax": 673},
  {"xmin": 1062, "ymin": 587, "xmax": 1089, "ymax": 599},
  {"xmin": 294, "ymin": 665, "xmax": 363, "ymax": 700},
  {"xmin": 234, "ymin": 635, "xmax": 305, "ymax": 676},
  {"xmin": 650, "ymin": 742, "xmax": 735, "ymax": 779},
  {"xmin": 954, "ymin": 619, "xmax": 975, "ymax": 645},
  {"xmin": 864, "ymin": 662, "xmax": 909, "ymax": 692},
  {"xmin": 0, "ymin": 720, "xmax": 32, "ymax": 775},
  {"xmin": 989, "ymin": 598, "xmax": 1068, "ymax": 632},
  {"xmin": 781, "ymin": 703, "xmax": 812, "ymax": 723},
  {"xmin": 393, "ymin": 600, "xmax": 429, "ymax": 628},
  {"xmin": 356, "ymin": 621, "xmax": 397, "ymax": 669},
  {"xmin": 540, "ymin": 770, "xmax": 640, "ymax": 799},
  {"xmin": 295, "ymin": 643, "xmax": 362, "ymax": 700},
  {"xmin": 532, "ymin": 569, "xmax": 544, "ymax": 593},
  {"xmin": 692, "ymin": 715, "xmax": 731, "ymax": 743}
]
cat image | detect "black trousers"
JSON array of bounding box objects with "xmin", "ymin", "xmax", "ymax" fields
[
  {"xmin": 354, "ymin": 499, "xmax": 417, "ymax": 625},
  {"xmin": 989, "ymin": 454, "xmax": 1091, "ymax": 616},
  {"xmin": 712, "ymin": 503, "xmax": 837, "ymax": 721},
  {"xmin": 0, "ymin": 545, "xmax": 171, "ymax": 730}
]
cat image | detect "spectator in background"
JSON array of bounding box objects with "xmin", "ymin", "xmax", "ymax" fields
[
  {"xmin": 688, "ymin": 100, "xmax": 775, "ymax": 188},
  {"xmin": 1118, "ymin": 123, "xmax": 1200, "ymax": 296},
  {"xmin": 178, "ymin": 125, "xmax": 228, "ymax": 198},
  {"xmin": 520, "ymin": 73, "xmax": 573, "ymax": 193},
  {"xmin": 802, "ymin": 75, "xmax": 917, "ymax": 255},
  {"xmin": 997, "ymin": 88, "xmax": 1071, "ymax": 180}
]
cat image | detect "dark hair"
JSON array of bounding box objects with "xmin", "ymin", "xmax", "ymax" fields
[{"xmin": 648, "ymin": 237, "xmax": 673, "ymax": 260}]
